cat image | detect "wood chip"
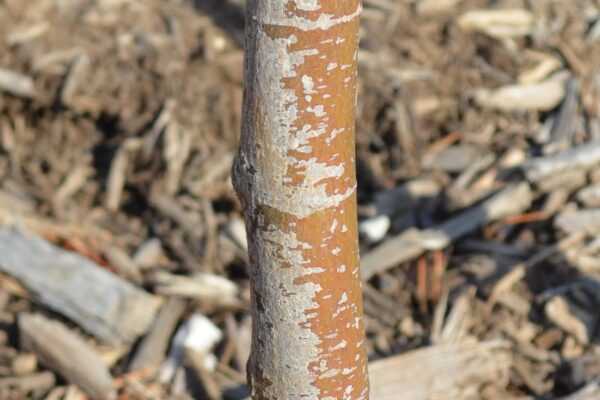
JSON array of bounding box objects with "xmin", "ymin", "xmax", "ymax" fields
[
  {"xmin": 577, "ymin": 184, "xmax": 600, "ymax": 208},
  {"xmin": 359, "ymin": 215, "xmax": 391, "ymax": 243},
  {"xmin": 151, "ymin": 272, "xmax": 238, "ymax": 305},
  {"xmin": 423, "ymin": 144, "xmax": 480, "ymax": 173},
  {"xmin": 545, "ymin": 78, "xmax": 580, "ymax": 154},
  {"xmin": 128, "ymin": 297, "xmax": 186, "ymax": 372},
  {"xmin": 416, "ymin": 0, "xmax": 463, "ymax": 15},
  {"xmin": 362, "ymin": 183, "xmax": 533, "ymax": 280},
  {"xmin": 6, "ymin": 22, "xmax": 49, "ymax": 45},
  {"xmin": 545, "ymin": 296, "xmax": 590, "ymax": 344},
  {"xmin": 163, "ymin": 121, "xmax": 191, "ymax": 194},
  {"xmin": 518, "ymin": 54, "xmax": 562, "ymax": 84},
  {"xmin": 105, "ymin": 138, "xmax": 143, "ymax": 212},
  {"xmin": 132, "ymin": 238, "xmax": 165, "ymax": 269},
  {"xmin": 525, "ymin": 140, "xmax": 600, "ymax": 182},
  {"xmin": 19, "ymin": 313, "xmax": 115, "ymax": 399},
  {"xmin": 0, "ymin": 371, "xmax": 55, "ymax": 393},
  {"xmin": 369, "ymin": 340, "xmax": 511, "ymax": 400},
  {"xmin": 555, "ymin": 209, "xmax": 600, "ymax": 235},
  {"xmin": 0, "ymin": 68, "xmax": 34, "ymax": 98},
  {"xmin": 60, "ymin": 55, "xmax": 90, "ymax": 105},
  {"xmin": 457, "ymin": 9, "xmax": 535, "ymax": 39},
  {"xmin": 11, "ymin": 353, "xmax": 37, "ymax": 376},
  {"xmin": 438, "ymin": 287, "xmax": 475, "ymax": 345},
  {"xmin": 0, "ymin": 227, "xmax": 160, "ymax": 345},
  {"xmin": 475, "ymin": 72, "xmax": 569, "ymax": 111},
  {"xmin": 160, "ymin": 314, "xmax": 222, "ymax": 383},
  {"xmin": 101, "ymin": 244, "xmax": 142, "ymax": 282}
]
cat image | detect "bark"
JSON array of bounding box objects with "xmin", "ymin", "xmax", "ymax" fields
[{"xmin": 232, "ymin": 1, "xmax": 369, "ymax": 399}]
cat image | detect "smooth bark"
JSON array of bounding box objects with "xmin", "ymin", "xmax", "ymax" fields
[{"xmin": 232, "ymin": 1, "xmax": 369, "ymax": 398}]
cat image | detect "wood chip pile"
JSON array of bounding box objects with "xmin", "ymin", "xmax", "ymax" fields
[{"xmin": 0, "ymin": 0, "xmax": 600, "ymax": 398}]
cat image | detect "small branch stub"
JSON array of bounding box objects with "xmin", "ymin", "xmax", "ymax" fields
[{"xmin": 232, "ymin": 1, "xmax": 369, "ymax": 399}]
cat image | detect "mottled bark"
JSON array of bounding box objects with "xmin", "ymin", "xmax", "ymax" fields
[{"xmin": 232, "ymin": 1, "xmax": 369, "ymax": 399}]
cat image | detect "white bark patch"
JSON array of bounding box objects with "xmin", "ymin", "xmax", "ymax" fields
[
  {"xmin": 302, "ymin": 75, "xmax": 315, "ymax": 93},
  {"xmin": 319, "ymin": 369, "xmax": 341, "ymax": 379},
  {"xmin": 330, "ymin": 219, "xmax": 338, "ymax": 234},
  {"xmin": 255, "ymin": 2, "xmax": 362, "ymax": 31},
  {"xmin": 251, "ymin": 225, "xmax": 323, "ymax": 398},
  {"xmin": 247, "ymin": 25, "xmax": 356, "ymax": 218},
  {"xmin": 305, "ymin": 267, "xmax": 326, "ymax": 275},
  {"xmin": 344, "ymin": 385, "xmax": 355, "ymax": 399},
  {"xmin": 295, "ymin": 0, "xmax": 321, "ymax": 11},
  {"xmin": 325, "ymin": 331, "xmax": 338, "ymax": 339},
  {"xmin": 296, "ymin": 145, "xmax": 313, "ymax": 153},
  {"xmin": 329, "ymin": 340, "xmax": 348, "ymax": 351},
  {"xmin": 307, "ymin": 105, "xmax": 325, "ymax": 116},
  {"xmin": 244, "ymin": 20, "xmax": 356, "ymax": 218}
]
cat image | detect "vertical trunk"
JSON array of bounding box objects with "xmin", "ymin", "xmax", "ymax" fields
[{"xmin": 232, "ymin": 1, "xmax": 369, "ymax": 399}]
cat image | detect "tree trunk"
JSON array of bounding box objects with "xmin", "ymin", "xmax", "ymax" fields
[{"xmin": 232, "ymin": 1, "xmax": 369, "ymax": 399}]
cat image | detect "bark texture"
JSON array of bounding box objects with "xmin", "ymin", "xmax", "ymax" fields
[{"xmin": 232, "ymin": 1, "xmax": 369, "ymax": 399}]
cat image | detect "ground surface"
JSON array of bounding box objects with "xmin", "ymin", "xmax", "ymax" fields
[{"xmin": 1, "ymin": 0, "xmax": 600, "ymax": 399}]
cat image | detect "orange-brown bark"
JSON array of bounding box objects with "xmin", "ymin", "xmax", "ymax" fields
[{"xmin": 232, "ymin": 1, "xmax": 368, "ymax": 398}]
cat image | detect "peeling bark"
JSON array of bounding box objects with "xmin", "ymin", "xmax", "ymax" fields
[{"xmin": 232, "ymin": 1, "xmax": 369, "ymax": 399}]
